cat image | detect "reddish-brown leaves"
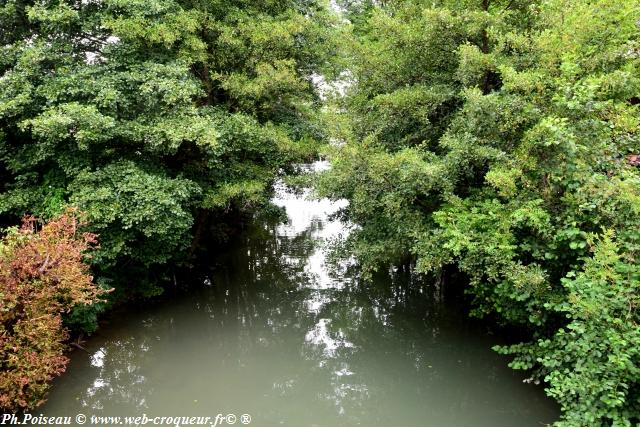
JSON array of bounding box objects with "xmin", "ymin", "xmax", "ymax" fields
[
  {"xmin": 626, "ymin": 154, "xmax": 640, "ymax": 167},
  {"xmin": 0, "ymin": 209, "xmax": 105, "ymax": 412}
]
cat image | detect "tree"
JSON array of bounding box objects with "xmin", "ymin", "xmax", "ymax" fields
[
  {"xmin": 0, "ymin": 0, "xmax": 337, "ymax": 302},
  {"xmin": 317, "ymin": 0, "xmax": 640, "ymax": 423}
]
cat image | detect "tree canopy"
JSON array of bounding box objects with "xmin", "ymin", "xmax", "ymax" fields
[
  {"xmin": 2, "ymin": 0, "xmax": 640, "ymax": 423},
  {"xmin": 0, "ymin": 0, "xmax": 337, "ymax": 299},
  {"xmin": 317, "ymin": 0, "xmax": 640, "ymax": 424}
]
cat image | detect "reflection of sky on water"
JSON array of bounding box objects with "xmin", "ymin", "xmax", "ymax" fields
[
  {"xmin": 272, "ymin": 162, "xmax": 353, "ymax": 295},
  {"xmin": 42, "ymin": 162, "xmax": 558, "ymax": 426},
  {"xmin": 305, "ymin": 318, "xmax": 355, "ymax": 357},
  {"xmin": 79, "ymin": 340, "xmax": 150, "ymax": 412},
  {"xmin": 273, "ymin": 164, "xmax": 362, "ymax": 414},
  {"xmin": 272, "ymin": 161, "xmax": 354, "ymax": 356}
]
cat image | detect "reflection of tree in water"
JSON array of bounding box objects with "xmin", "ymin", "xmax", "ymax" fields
[
  {"xmin": 79, "ymin": 338, "xmax": 152, "ymax": 412},
  {"xmin": 307, "ymin": 265, "xmax": 554, "ymax": 425},
  {"xmin": 204, "ymin": 218, "xmax": 322, "ymax": 334},
  {"xmin": 76, "ymin": 214, "xmax": 501, "ymax": 420},
  {"xmin": 68, "ymin": 212, "xmax": 326, "ymax": 413},
  {"xmin": 44, "ymin": 180, "xmax": 556, "ymax": 425}
]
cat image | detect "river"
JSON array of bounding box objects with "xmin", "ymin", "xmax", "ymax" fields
[{"xmin": 42, "ymin": 162, "xmax": 558, "ymax": 426}]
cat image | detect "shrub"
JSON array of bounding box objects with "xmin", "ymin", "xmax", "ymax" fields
[{"xmin": 0, "ymin": 209, "xmax": 105, "ymax": 412}]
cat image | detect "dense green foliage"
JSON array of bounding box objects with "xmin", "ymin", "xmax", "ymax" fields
[
  {"xmin": 0, "ymin": 210, "xmax": 104, "ymax": 412},
  {"xmin": 2, "ymin": 0, "xmax": 639, "ymax": 422},
  {"xmin": 0, "ymin": 0, "xmax": 335, "ymax": 303},
  {"xmin": 318, "ymin": 0, "xmax": 640, "ymax": 424}
]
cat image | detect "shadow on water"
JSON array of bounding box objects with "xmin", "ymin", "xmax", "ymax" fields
[{"xmin": 42, "ymin": 162, "xmax": 559, "ymax": 426}]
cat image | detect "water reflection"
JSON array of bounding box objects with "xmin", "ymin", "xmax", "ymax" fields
[{"xmin": 43, "ymin": 162, "xmax": 558, "ymax": 426}]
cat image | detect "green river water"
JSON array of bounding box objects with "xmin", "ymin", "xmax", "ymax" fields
[{"xmin": 42, "ymin": 162, "xmax": 558, "ymax": 426}]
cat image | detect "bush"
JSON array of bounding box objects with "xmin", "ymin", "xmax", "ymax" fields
[
  {"xmin": 496, "ymin": 232, "xmax": 640, "ymax": 425},
  {"xmin": 0, "ymin": 210, "xmax": 105, "ymax": 412}
]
